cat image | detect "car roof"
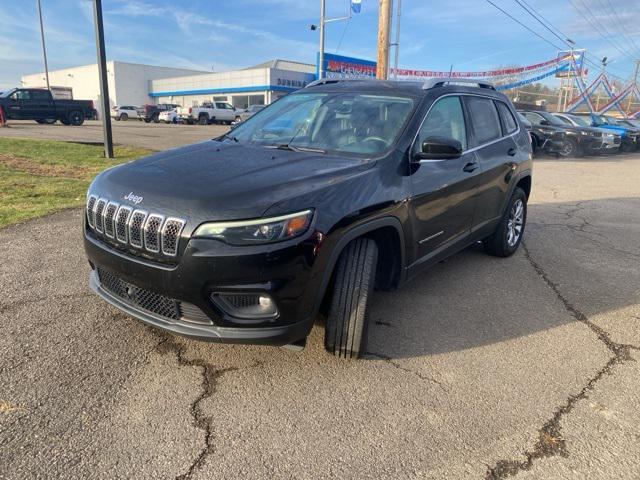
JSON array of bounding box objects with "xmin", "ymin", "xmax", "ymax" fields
[{"xmin": 302, "ymin": 79, "xmax": 507, "ymax": 100}]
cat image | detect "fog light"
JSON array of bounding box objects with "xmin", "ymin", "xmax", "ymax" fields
[{"xmin": 211, "ymin": 293, "xmax": 278, "ymax": 320}]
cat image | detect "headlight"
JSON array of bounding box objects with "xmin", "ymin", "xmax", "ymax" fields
[{"xmin": 193, "ymin": 210, "xmax": 313, "ymax": 245}]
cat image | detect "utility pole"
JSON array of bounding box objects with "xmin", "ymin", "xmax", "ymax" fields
[
  {"xmin": 36, "ymin": 0, "xmax": 50, "ymax": 90},
  {"xmin": 376, "ymin": 0, "xmax": 392, "ymax": 79},
  {"xmin": 92, "ymin": 0, "xmax": 113, "ymax": 158},
  {"xmin": 318, "ymin": 0, "xmax": 326, "ymax": 79}
]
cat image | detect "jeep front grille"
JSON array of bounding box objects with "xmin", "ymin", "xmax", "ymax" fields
[
  {"xmin": 96, "ymin": 267, "xmax": 212, "ymax": 325},
  {"xmin": 86, "ymin": 195, "xmax": 186, "ymax": 257}
]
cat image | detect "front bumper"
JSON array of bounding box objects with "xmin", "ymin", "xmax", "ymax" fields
[
  {"xmin": 84, "ymin": 226, "xmax": 324, "ymax": 346},
  {"xmin": 89, "ymin": 270, "xmax": 311, "ymax": 344}
]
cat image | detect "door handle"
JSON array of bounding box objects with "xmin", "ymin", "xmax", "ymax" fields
[
  {"xmin": 463, "ymin": 161, "xmax": 478, "ymax": 173},
  {"xmin": 507, "ymin": 148, "xmax": 517, "ymax": 156}
]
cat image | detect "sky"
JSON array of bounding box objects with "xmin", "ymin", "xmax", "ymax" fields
[{"xmin": 1, "ymin": 0, "xmax": 639, "ymax": 90}]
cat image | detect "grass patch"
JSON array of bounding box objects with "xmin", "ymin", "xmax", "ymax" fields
[{"xmin": 0, "ymin": 138, "xmax": 150, "ymax": 229}]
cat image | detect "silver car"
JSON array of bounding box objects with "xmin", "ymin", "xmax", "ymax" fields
[{"xmin": 237, "ymin": 104, "xmax": 265, "ymax": 123}]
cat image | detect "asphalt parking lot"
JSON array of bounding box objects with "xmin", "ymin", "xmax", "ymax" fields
[
  {"xmin": 0, "ymin": 120, "xmax": 227, "ymax": 151},
  {"xmin": 1, "ymin": 126, "xmax": 639, "ymax": 479}
]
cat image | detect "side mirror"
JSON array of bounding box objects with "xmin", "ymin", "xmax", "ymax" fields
[
  {"xmin": 539, "ymin": 119, "xmax": 549, "ymax": 126},
  {"xmin": 414, "ymin": 137, "xmax": 462, "ymax": 161}
]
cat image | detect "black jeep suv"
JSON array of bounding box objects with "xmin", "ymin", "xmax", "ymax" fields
[{"xmin": 84, "ymin": 79, "xmax": 532, "ymax": 359}]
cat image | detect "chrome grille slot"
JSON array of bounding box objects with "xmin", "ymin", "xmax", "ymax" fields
[
  {"xmin": 86, "ymin": 195, "xmax": 186, "ymax": 259},
  {"xmin": 115, "ymin": 206, "xmax": 132, "ymax": 243},
  {"xmin": 162, "ymin": 218, "xmax": 186, "ymax": 256},
  {"xmin": 144, "ymin": 214, "xmax": 164, "ymax": 253},
  {"xmin": 86, "ymin": 195, "xmax": 97, "ymax": 228},
  {"xmin": 104, "ymin": 202, "xmax": 119, "ymax": 238},
  {"xmin": 129, "ymin": 210, "xmax": 148, "ymax": 248},
  {"xmin": 94, "ymin": 198, "xmax": 107, "ymax": 233}
]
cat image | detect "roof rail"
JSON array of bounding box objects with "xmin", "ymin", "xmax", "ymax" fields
[
  {"xmin": 422, "ymin": 78, "xmax": 496, "ymax": 91},
  {"xmin": 305, "ymin": 78, "xmax": 368, "ymax": 88}
]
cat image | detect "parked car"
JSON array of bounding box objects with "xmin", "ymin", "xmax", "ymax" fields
[
  {"xmin": 137, "ymin": 103, "xmax": 180, "ymax": 123},
  {"xmin": 111, "ymin": 105, "xmax": 139, "ymax": 121},
  {"xmin": 553, "ymin": 112, "xmax": 621, "ymax": 154},
  {"xmin": 158, "ymin": 108, "xmax": 179, "ymax": 124},
  {"xmin": 519, "ymin": 109, "xmax": 616, "ymax": 157},
  {"xmin": 84, "ymin": 78, "xmax": 532, "ymax": 359},
  {"xmin": 572, "ymin": 112, "xmax": 639, "ymax": 152},
  {"xmin": 0, "ymin": 88, "xmax": 96, "ymax": 125},
  {"xmin": 237, "ymin": 104, "xmax": 265, "ymax": 122},
  {"xmin": 177, "ymin": 101, "xmax": 241, "ymax": 125},
  {"xmin": 518, "ymin": 110, "xmax": 568, "ymax": 156}
]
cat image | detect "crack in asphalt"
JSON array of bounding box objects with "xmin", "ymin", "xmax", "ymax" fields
[
  {"xmin": 0, "ymin": 292, "xmax": 93, "ymax": 314},
  {"xmin": 366, "ymin": 351, "xmax": 449, "ymax": 393},
  {"xmin": 154, "ymin": 336, "xmax": 239, "ymax": 480},
  {"xmin": 485, "ymin": 242, "xmax": 636, "ymax": 480},
  {"xmin": 155, "ymin": 336, "xmax": 263, "ymax": 480}
]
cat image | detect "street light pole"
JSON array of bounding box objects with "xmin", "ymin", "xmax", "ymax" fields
[
  {"xmin": 92, "ymin": 0, "xmax": 113, "ymax": 158},
  {"xmin": 318, "ymin": 0, "xmax": 326, "ymax": 79},
  {"xmin": 36, "ymin": 0, "xmax": 50, "ymax": 90}
]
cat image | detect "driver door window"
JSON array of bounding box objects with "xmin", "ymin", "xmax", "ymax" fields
[{"xmin": 416, "ymin": 96, "xmax": 467, "ymax": 151}]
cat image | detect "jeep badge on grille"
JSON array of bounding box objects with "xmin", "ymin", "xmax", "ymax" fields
[{"xmin": 123, "ymin": 192, "xmax": 143, "ymax": 205}]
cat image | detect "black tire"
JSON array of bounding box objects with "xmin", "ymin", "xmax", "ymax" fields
[
  {"xmin": 484, "ymin": 187, "xmax": 527, "ymax": 257},
  {"xmin": 325, "ymin": 238, "xmax": 378, "ymax": 359},
  {"xmin": 558, "ymin": 137, "xmax": 581, "ymax": 158},
  {"xmin": 235, "ymin": 116, "xmax": 242, "ymax": 123},
  {"xmin": 120, "ymin": 113, "xmax": 128, "ymax": 121},
  {"xmin": 144, "ymin": 118, "xmax": 151, "ymax": 123},
  {"xmin": 198, "ymin": 114, "xmax": 208, "ymax": 125},
  {"xmin": 67, "ymin": 110, "xmax": 84, "ymax": 126},
  {"xmin": 152, "ymin": 113, "xmax": 160, "ymax": 123}
]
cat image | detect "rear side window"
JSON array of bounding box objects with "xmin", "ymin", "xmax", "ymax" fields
[
  {"xmin": 466, "ymin": 96, "xmax": 502, "ymax": 146},
  {"xmin": 496, "ymin": 101, "xmax": 518, "ymax": 134},
  {"xmin": 31, "ymin": 90, "xmax": 50, "ymax": 101},
  {"xmin": 417, "ymin": 96, "xmax": 467, "ymax": 150}
]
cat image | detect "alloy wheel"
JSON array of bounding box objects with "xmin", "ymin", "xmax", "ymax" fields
[{"xmin": 507, "ymin": 199, "xmax": 524, "ymax": 247}]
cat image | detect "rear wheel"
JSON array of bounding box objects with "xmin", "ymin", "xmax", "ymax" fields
[
  {"xmin": 152, "ymin": 113, "xmax": 160, "ymax": 123},
  {"xmin": 325, "ymin": 238, "xmax": 378, "ymax": 359},
  {"xmin": 484, "ymin": 187, "xmax": 527, "ymax": 257},
  {"xmin": 198, "ymin": 114, "xmax": 208, "ymax": 125},
  {"xmin": 235, "ymin": 115, "xmax": 242, "ymax": 123},
  {"xmin": 68, "ymin": 110, "xmax": 84, "ymax": 126},
  {"xmin": 120, "ymin": 113, "xmax": 128, "ymax": 121}
]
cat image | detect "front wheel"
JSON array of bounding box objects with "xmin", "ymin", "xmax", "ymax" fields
[
  {"xmin": 325, "ymin": 238, "xmax": 378, "ymax": 359},
  {"xmin": 484, "ymin": 187, "xmax": 527, "ymax": 257},
  {"xmin": 558, "ymin": 137, "xmax": 581, "ymax": 158}
]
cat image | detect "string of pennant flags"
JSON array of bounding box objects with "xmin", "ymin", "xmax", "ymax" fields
[{"xmin": 321, "ymin": 51, "xmax": 639, "ymax": 116}]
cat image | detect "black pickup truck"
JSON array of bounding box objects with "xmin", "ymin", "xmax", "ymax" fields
[{"xmin": 0, "ymin": 88, "xmax": 96, "ymax": 125}]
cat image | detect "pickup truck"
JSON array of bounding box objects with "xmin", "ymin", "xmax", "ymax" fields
[
  {"xmin": 177, "ymin": 101, "xmax": 241, "ymax": 125},
  {"xmin": 0, "ymin": 88, "xmax": 96, "ymax": 125}
]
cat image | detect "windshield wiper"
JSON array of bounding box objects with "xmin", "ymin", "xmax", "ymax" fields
[{"xmin": 267, "ymin": 144, "xmax": 326, "ymax": 154}]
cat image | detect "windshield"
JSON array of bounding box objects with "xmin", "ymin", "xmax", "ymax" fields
[
  {"xmin": 566, "ymin": 114, "xmax": 590, "ymax": 127},
  {"xmin": 0, "ymin": 89, "xmax": 16, "ymax": 98},
  {"xmin": 540, "ymin": 112, "xmax": 565, "ymax": 126},
  {"xmin": 603, "ymin": 116, "xmax": 622, "ymax": 126},
  {"xmin": 227, "ymin": 92, "xmax": 416, "ymax": 155}
]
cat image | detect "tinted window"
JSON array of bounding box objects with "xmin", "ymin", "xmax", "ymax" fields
[
  {"xmin": 555, "ymin": 115, "xmax": 572, "ymax": 125},
  {"xmin": 496, "ymin": 101, "xmax": 517, "ymax": 134},
  {"xmin": 417, "ymin": 96, "xmax": 467, "ymax": 150},
  {"xmin": 30, "ymin": 90, "xmax": 50, "ymax": 101},
  {"xmin": 15, "ymin": 90, "xmax": 31, "ymax": 101},
  {"xmin": 466, "ymin": 96, "xmax": 502, "ymax": 145},
  {"xmin": 523, "ymin": 112, "xmax": 545, "ymax": 125}
]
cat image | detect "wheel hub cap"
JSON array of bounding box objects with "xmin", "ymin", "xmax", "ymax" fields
[{"xmin": 507, "ymin": 199, "xmax": 524, "ymax": 247}]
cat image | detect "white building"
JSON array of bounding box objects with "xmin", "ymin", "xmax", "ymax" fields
[
  {"xmin": 149, "ymin": 59, "xmax": 316, "ymax": 109},
  {"xmin": 21, "ymin": 59, "xmax": 316, "ymax": 116},
  {"xmin": 21, "ymin": 61, "xmax": 208, "ymax": 117}
]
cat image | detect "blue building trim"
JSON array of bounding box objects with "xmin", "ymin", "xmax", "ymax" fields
[{"xmin": 149, "ymin": 84, "xmax": 298, "ymax": 98}]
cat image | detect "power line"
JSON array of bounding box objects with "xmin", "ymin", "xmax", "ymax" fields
[
  {"xmin": 483, "ymin": 0, "xmax": 563, "ymax": 50},
  {"xmin": 601, "ymin": 0, "xmax": 640, "ymax": 56},
  {"xmin": 513, "ymin": 0, "xmax": 570, "ymax": 48}
]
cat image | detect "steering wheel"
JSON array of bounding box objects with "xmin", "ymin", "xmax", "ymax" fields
[{"xmin": 361, "ymin": 136, "xmax": 387, "ymax": 147}]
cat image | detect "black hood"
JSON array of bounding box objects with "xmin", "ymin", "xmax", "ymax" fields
[{"xmin": 90, "ymin": 140, "xmax": 375, "ymax": 227}]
